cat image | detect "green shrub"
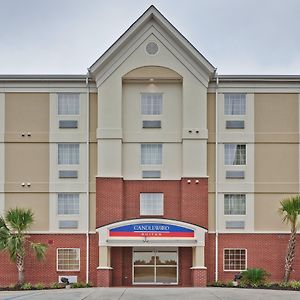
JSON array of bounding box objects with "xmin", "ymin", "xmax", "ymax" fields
[
  {"xmin": 50, "ymin": 282, "xmax": 61, "ymax": 289},
  {"xmin": 279, "ymin": 281, "xmax": 289, "ymax": 288},
  {"xmin": 21, "ymin": 283, "xmax": 32, "ymax": 290},
  {"xmin": 226, "ymin": 281, "xmax": 234, "ymax": 287},
  {"xmin": 212, "ymin": 281, "xmax": 222, "ymax": 287},
  {"xmin": 240, "ymin": 268, "xmax": 269, "ymax": 287},
  {"xmin": 71, "ymin": 282, "xmax": 91, "ymax": 288},
  {"xmin": 288, "ymin": 281, "xmax": 300, "ymax": 290},
  {"xmin": 34, "ymin": 283, "xmax": 44, "ymax": 290}
]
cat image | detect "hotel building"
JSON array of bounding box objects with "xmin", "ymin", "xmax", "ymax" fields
[{"xmin": 0, "ymin": 6, "xmax": 300, "ymax": 286}]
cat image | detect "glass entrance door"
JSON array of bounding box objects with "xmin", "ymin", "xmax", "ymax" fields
[{"xmin": 133, "ymin": 249, "xmax": 178, "ymax": 284}]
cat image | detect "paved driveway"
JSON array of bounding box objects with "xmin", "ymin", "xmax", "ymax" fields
[{"xmin": 0, "ymin": 287, "xmax": 300, "ymax": 300}]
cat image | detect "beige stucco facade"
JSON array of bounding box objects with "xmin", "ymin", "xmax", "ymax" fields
[
  {"xmin": 0, "ymin": 7, "xmax": 300, "ymax": 238},
  {"xmin": 5, "ymin": 193, "xmax": 49, "ymax": 231},
  {"xmin": 1, "ymin": 87, "xmax": 98, "ymax": 233},
  {"xmin": 1, "ymin": 84, "xmax": 300, "ymax": 234}
]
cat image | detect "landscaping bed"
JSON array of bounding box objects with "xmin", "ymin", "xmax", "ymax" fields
[
  {"xmin": 211, "ymin": 281, "xmax": 300, "ymax": 291},
  {"xmin": 0, "ymin": 282, "xmax": 91, "ymax": 291}
]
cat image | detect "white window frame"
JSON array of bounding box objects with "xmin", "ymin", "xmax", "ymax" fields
[
  {"xmin": 56, "ymin": 248, "xmax": 80, "ymax": 272},
  {"xmin": 224, "ymin": 93, "xmax": 246, "ymax": 116},
  {"xmin": 58, "ymin": 93, "xmax": 80, "ymax": 116},
  {"xmin": 141, "ymin": 144, "xmax": 163, "ymax": 165},
  {"xmin": 223, "ymin": 248, "xmax": 247, "ymax": 272},
  {"xmin": 141, "ymin": 93, "xmax": 163, "ymax": 115},
  {"xmin": 140, "ymin": 193, "xmax": 164, "ymax": 216},
  {"xmin": 57, "ymin": 193, "xmax": 80, "ymax": 216},
  {"xmin": 58, "ymin": 143, "xmax": 80, "ymax": 165},
  {"xmin": 224, "ymin": 194, "xmax": 246, "ymax": 216},
  {"xmin": 224, "ymin": 144, "xmax": 246, "ymax": 166}
]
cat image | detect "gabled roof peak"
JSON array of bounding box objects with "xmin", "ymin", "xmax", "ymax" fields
[{"xmin": 90, "ymin": 5, "xmax": 216, "ymax": 84}]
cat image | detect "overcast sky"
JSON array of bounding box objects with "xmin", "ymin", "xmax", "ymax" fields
[{"xmin": 0, "ymin": 0, "xmax": 299, "ymax": 75}]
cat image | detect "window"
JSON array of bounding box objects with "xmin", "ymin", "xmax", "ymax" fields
[
  {"xmin": 57, "ymin": 248, "xmax": 80, "ymax": 271},
  {"xmin": 57, "ymin": 193, "xmax": 79, "ymax": 215},
  {"xmin": 224, "ymin": 144, "xmax": 246, "ymax": 165},
  {"xmin": 140, "ymin": 193, "xmax": 164, "ymax": 216},
  {"xmin": 224, "ymin": 94, "xmax": 246, "ymax": 115},
  {"xmin": 224, "ymin": 249, "xmax": 246, "ymax": 271},
  {"xmin": 224, "ymin": 194, "xmax": 246, "ymax": 215},
  {"xmin": 58, "ymin": 93, "xmax": 80, "ymax": 115},
  {"xmin": 141, "ymin": 93, "xmax": 162, "ymax": 115},
  {"xmin": 58, "ymin": 144, "xmax": 79, "ymax": 165},
  {"xmin": 141, "ymin": 144, "xmax": 162, "ymax": 165}
]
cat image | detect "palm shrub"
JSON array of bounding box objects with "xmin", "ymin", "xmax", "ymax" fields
[
  {"xmin": 278, "ymin": 196, "xmax": 300, "ymax": 282},
  {"xmin": 240, "ymin": 268, "xmax": 269, "ymax": 287},
  {"xmin": 0, "ymin": 208, "xmax": 48, "ymax": 285}
]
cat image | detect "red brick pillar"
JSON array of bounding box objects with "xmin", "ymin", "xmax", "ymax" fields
[
  {"xmin": 97, "ymin": 268, "xmax": 113, "ymax": 287},
  {"xmin": 191, "ymin": 267, "xmax": 207, "ymax": 287},
  {"xmin": 181, "ymin": 178, "xmax": 208, "ymax": 228}
]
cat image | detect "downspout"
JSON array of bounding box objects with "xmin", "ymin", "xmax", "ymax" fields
[
  {"xmin": 85, "ymin": 70, "xmax": 90, "ymax": 284},
  {"xmin": 215, "ymin": 74, "xmax": 219, "ymax": 282}
]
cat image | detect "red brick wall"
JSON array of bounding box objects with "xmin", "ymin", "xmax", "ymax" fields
[
  {"xmin": 191, "ymin": 268, "xmax": 207, "ymax": 287},
  {"xmin": 178, "ymin": 247, "xmax": 192, "ymax": 286},
  {"xmin": 110, "ymin": 247, "xmax": 132, "ymax": 286},
  {"xmin": 0, "ymin": 234, "xmax": 98, "ymax": 287},
  {"xmin": 206, "ymin": 233, "xmax": 216, "ymax": 284},
  {"xmin": 206, "ymin": 233, "xmax": 300, "ymax": 283},
  {"xmin": 181, "ymin": 179, "xmax": 208, "ymax": 228},
  {"xmin": 96, "ymin": 178, "xmax": 124, "ymax": 227},
  {"xmin": 96, "ymin": 178, "xmax": 208, "ymax": 228}
]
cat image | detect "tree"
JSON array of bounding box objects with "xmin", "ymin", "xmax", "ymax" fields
[
  {"xmin": 278, "ymin": 196, "xmax": 300, "ymax": 282},
  {"xmin": 0, "ymin": 207, "xmax": 48, "ymax": 285}
]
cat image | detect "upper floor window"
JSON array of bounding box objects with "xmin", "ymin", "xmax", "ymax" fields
[
  {"xmin": 141, "ymin": 93, "xmax": 162, "ymax": 115},
  {"xmin": 58, "ymin": 93, "xmax": 80, "ymax": 115},
  {"xmin": 140, "ymin": 193, "xmax": 164, "ymax": 216},
  {"xmin": 224, "ymin": 94, "xmax": 246, "ymax": 115},
  {"xmin": 58, "ymin": 143, "xmax": 79, "ymax": 165},
  {"xmin": 141, "ymin": 144, "xmax": 162, "ymax": 165},
  {"xmin": 57, "ymin": 193, "xmax": 79, "ymax": 215},
  {"xmin": 224, "ymin": 194, "xmax": 246, "ymax": 215},
  {"xmin": 224, "ymin": 144, "xmax": 246, "ymax": 165}
]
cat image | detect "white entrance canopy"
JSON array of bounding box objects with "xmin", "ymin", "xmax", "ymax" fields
[{"xmin": 96, "ymin": 218, "xmax": 207, "ymax": 247}]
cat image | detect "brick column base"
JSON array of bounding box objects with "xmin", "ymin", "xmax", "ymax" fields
[
  {"xmin": 97, "ymin": 268, "xmax": 113, "ymax": 287},
  {"xmin": 191, "ymin": 267, "xmax": 207, "ymax": 287}
]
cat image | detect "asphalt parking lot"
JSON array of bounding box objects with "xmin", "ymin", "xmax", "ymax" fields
[{"xmin": 0, "ymin": 287, "xmax": 300, "ymax": 300}]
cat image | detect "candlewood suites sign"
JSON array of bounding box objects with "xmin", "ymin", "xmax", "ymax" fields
[{"xmin": 109, "ymin": 222, "xmax": 194, "ymax": 237}]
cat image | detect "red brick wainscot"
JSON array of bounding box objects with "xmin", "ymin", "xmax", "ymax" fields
[{"xmin": 0, "ymin": 234, "xmax": 98, "ymax": 287}]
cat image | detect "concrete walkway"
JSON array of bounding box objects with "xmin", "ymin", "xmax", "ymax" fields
[{"xmin": 0, "ymin": 287, "xmax": 300, "ymax": 300}]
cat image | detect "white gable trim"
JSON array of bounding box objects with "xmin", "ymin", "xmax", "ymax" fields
[{"xmin": 90, "ymin": 6, "xmax": 216, "ymax": 87}]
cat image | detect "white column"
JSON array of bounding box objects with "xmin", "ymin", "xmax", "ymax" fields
[
  {"xmin": 192, "ymin": 246, "xmax": 205, "ymax": 268},
  {"xmin": 98, "ymin": 246, "xmax": 112, "ymax": 269}
]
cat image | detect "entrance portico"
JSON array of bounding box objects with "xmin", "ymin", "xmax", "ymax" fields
[{"xmin": 96, "ymin": 218, "xmax": 207, "ymax": 287}]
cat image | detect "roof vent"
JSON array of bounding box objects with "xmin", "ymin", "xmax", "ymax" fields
[{"xmin": 146, "ymin": 42, "xmax": 159, "ymax": 55}]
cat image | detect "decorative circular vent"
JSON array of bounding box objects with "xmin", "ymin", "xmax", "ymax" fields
[{"xmin": 146, "ymin": 42, "xmax": 159, "ymax": 55}]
